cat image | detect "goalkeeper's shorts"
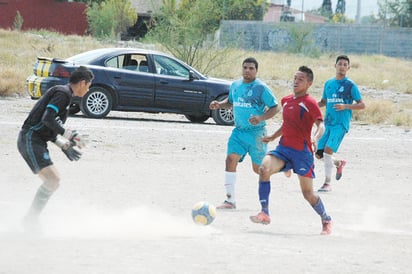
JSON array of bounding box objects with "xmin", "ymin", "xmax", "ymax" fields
[{"xmin": 18, "ymin": 129, "xmax": 53, "ymax": 174}]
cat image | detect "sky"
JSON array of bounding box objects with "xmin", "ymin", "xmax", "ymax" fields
[{"xmin": 287, "ymin": 0, "xmax": 380, "ymax": 19}]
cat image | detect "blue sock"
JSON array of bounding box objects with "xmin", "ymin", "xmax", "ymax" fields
[
  {"xmin": 312, "ymin": 197, "xmax": 331, "ymax": 221},
  {"xmin": 258, "ymin": 181, "xmax": 271, "ymax": 215}
]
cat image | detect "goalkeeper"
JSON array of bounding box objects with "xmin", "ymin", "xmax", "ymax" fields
[{"xmin": 17, "ymin": 66, "xmax": 94, "ymax": 229}]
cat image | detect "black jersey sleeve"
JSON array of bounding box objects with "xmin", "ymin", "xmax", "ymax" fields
[
  {"xmin": 41, "ymin": 107, "xmax": 66, "ymax": 135},
  {"xmin": 22, "ymin": 85, "xmax": 72, "ymax": 142},
  {"xmin": 40, "ymin": 88, "xmax": 72, "ymax": 135}
]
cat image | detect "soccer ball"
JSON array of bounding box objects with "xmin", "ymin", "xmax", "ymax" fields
[{"xmin": 191, "ymin": 201, "xmax": 216, "ymax": 225}]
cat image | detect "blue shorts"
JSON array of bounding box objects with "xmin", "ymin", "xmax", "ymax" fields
[
  {"xmin": 18, "ymin": 129, "xmax": 53, "ymax": 174},
  {"xmin": 227, "ymin": 127, "xmax": 267, "ymax": 165},
  {"xmin": 267, "ymin": 143, "xmax": 315, "ymax": 178},
  {"xmin": 317, "ymin": 125, "xmax": 346, "ymax": 153}
]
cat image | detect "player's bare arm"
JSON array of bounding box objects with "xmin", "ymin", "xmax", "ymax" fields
[
  {"xmin": 318, "ymin": 98, "xmax": 326, "ymax": 108},
  {"xmin": 334, "ymin": 99, "xmax": 365, "ymax": 111},
  {"xmin": 261, "ymin": 126, "xmax": 283, "ymax": 143},
  {"xmin": 249, "ymin": 105, "xmax": 279, "ymax": 126},
  {"xmin": 209, "ymin": 98, "xmax": 232, "ymax": 110},
  {"xmin": 312, "ymin": 119, "xmax": 325, "ymax": 152}
]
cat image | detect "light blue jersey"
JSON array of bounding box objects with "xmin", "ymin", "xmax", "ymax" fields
[
  {"xmin": 322, "ymin": 77, "xmax": 362, "ymax": 131},
  {"xmin": 228, "ymin": 78, "xmax": 277, "ymax": 130}
]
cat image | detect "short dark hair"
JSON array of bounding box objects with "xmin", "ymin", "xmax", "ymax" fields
[
  {"xmin": 336, "ymin": 55, "xmax": 350, "ymax": 65},
  {"xmin": 69, "ymin": 66, "xmax": 94, "ymax": 84},
  {"xmin": 242, "ymin": 57, "xmax": 258, "ymax": 70},
  {"xmin": 298, "ymin": 66, "xmax": 314, "ymax": 82}
]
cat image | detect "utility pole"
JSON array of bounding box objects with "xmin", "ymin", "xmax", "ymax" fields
[
  {"xmin": 301, "ymin": 0, "xmax": 304, "ymax": 21},
  {"xmin": 356, "ymin": 0, "xmax": 361, "ymax": 24}
]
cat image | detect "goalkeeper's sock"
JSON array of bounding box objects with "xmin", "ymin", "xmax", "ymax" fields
[
  {"xmin": 224, "ymin": 171, "xmax": 236, "ymax": 203},
  {"xmin": 258, "ymin": 181, "xmax": 271, "ymax": 215},
  {"xmin": 312, "ymin": 197, "xmax": 331, "ymax": 221},
  {"xmin": 27, "ymin": 184, "xmax": 53, "ymax": 217}
]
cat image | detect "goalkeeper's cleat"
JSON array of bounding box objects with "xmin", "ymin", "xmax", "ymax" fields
[
  {"xmin": 216, "ymin": 200, "xmax": 236, "ymax": 210},
  {"xmin": 321, "ymin": 219, "xmax": 333, "ymax": 235},
  {"xmin": 318, "ymin": 183, "xmax": 331, "ymax": 192},
  {"xmin": 250, "ymin": 211, "xmax": 271, "ymax": 225},
  {"xmin": 336, "ymin": 160, "xmax": 346, "ymax": 180},
  {"xmin": 22, "ymin": 214, "xmax": 42, "ymax": 234}
]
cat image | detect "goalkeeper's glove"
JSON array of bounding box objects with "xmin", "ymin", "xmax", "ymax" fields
[
  {"xmin": 62, "ymin": 145, "xmax": 82, "ymax": 161},
  {"xmin": 63, "ymin": 129, "xmax": 88, "ymax": 149},
  {"xmin": 54, "ymin": 136, "xmax": 82, "ymax": 161}
]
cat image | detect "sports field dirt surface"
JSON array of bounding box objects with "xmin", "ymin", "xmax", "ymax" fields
[{"xmin": 1, "ymin": 97, "xmax": 411, "ymax": 274}]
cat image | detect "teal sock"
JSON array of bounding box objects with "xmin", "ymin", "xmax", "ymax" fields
[
  {"xmin": 258, "ymin": 181, "xmax": 271, "ymax": 215},
  {"xmin": 312, "ymin": 197, "xmax": 331, "ymax": 221},
  {"xmin": 28, "ymin": 185, "xmax": 53, "ymax": 217}
]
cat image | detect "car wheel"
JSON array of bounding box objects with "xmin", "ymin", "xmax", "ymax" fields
[
  {"xmin": 69, "ymin": 103, "xmax": 81, "ymax": 115},
  {"xmin": 211, "ymin": 95, "xmax": 234, "ymax": 126},
  {"xmin": 185, "ymin": 114, "xmax": 210, "ymax": 123},
  {"xmin": 80, "ymin": 87, "xmax": 112, "ymax": 118}
]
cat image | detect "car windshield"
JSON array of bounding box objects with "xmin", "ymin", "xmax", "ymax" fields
[{"xmin": 66, "ymin": 49, "xmax": 113, "ymax": 64}]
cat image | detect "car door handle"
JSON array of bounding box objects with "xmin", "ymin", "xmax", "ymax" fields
[
  {"xmin": 159, "ymin": 80, "xmax": 168, "ymax": 84},
  {"xmin": 114, "ymin": 76, "xmax": 121, "ymax": 79}
]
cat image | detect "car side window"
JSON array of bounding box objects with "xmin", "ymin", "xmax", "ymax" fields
[
  {"xmin": 106, "ymin": 55, "xmax": 124, "ymax": 69},
  {"xmin": 125, "ymin": 54, "xmax": 149, "ymax": 72},
  {"xmin": 106, "ymin": 54, "xmax": 149, "ymax": 72},
  {"xmin": 153, "ymin": 55, "xmax": 189, "ymax": 78},
  {"xmin": 124, "ymin": 59, "xmax": 138, "ymax": 70}
]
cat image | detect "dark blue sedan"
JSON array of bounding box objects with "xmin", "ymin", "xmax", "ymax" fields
[{"xmin": 26, "ymin": 48, "xmax": 234, "ymax": 125}]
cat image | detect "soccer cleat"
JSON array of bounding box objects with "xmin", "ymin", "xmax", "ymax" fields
[
  {"xmin": 249, "ymin": 211, "xmax": 271, "ymax": 225},
  {"xmin": 22, "ymin": 215, "xmax": 42, "ymax": 234},
  {"xmin": 216, "ymin": 200, "xmax": 236, "ymax": 210},
  {"xmin": 321, "ymin": 219, "xmax": 333, "ymax": 235},
  {"xmin": 336, "ymin": 160, "xmax": 346, "ymax": 180},
  {"xmin": 318, "ymin": 183, "xmax": 331, "ymax": 192}
]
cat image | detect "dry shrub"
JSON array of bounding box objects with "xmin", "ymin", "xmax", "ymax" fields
[
  {"xmin": 391, "ymin": 112, "xmax": 412, "ymax": 127},
  {"xmin": 0, "ymin": 29, "xmax": 411, "ymax": 127},
  {"xmin": 354, "ymin": 99, "xmax": 393, "ymax": 124},
  {"xmin": 0, "ymin": 29, "xmax": 114, "ymax": 97},
  {"xmin": 390, "ymin": 100, "xmax": 412, "ymax": 127},
  {"xmin": 0, "ymin": 67, "xmax": 24, "ymax": 96}
]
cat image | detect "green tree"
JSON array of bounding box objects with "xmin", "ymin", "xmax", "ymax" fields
[
  {"xmin": 87, "ymin": 0, "xmax": 137, "ymax": 38},
  {"xmin": 377, "ymin": 0, "xmax": 412, "ymax": 27},
  {"xmin": 145, "ymin": 0, "xmax": 266, "ymax": 73},
  {"xmin": 13, "ymin": 11, "xmax": 24, "ymax": 30},
  {"xmin": 331, "ymin": 13, "xmax": 354, "ymax": 23},
  {"xmin": 282, "ymin": 23, "xmax": 320, "ymax": 56},
  {"xmin": 145, "ymin": 0, "xmax": 222, "ymax": 71},
  {"xmin": 71, "ymin": 0, "xmax": 105, "ymax": 4},
  {"xmin": 321, "ymin": 0, "xmax": 333, "ymax": 19},
  {"xmin": 223, "ymin": 0, "xmax": 268, "ymax": 20}
]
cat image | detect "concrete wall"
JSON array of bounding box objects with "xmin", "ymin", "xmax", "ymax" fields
[{"xmin": 219, "ymin": 21, "xmax": 412, "ymax": 58}]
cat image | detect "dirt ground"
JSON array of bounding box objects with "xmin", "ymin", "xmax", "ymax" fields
[{"xmin": 1, "ymin": 97, "xmax": 411, "ymax": 274}]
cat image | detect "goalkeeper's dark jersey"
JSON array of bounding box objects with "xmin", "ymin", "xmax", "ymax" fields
[{"xmin": 22, "ymin": 84, "xmax": 72, "ymax": 142}]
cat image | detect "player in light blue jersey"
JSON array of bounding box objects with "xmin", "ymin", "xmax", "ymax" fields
[
  {"xmin": 316, "ymin": 55, "xmax": 365, "ymax": 192},
  {"xmin": 209, "ymin": 57, "xmax": 279, "ymax": 209}
]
